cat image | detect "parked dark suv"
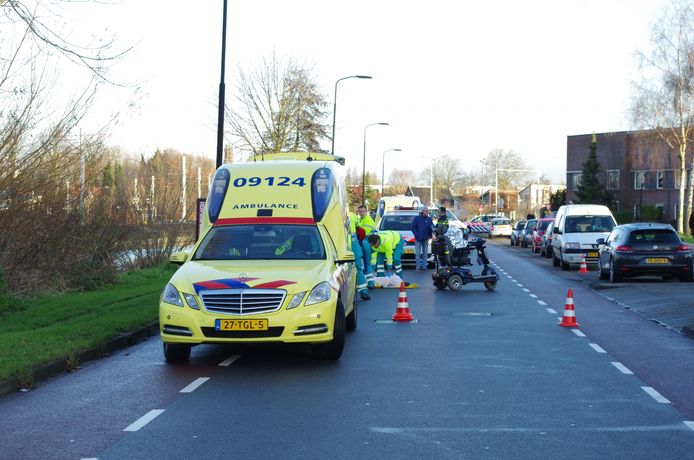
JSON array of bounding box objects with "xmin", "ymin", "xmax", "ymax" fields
[{"xmin": 597, "ymin": 223, "xmax": 693, "ymax": 282}]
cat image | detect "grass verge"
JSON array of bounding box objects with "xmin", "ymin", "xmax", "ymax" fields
[{"xmin": 0, "ymin": 264, "xmax": 176, "ymax": 386}]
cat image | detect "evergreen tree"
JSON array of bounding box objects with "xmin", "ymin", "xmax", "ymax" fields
[
  {"xmin": 102, "ymin": 161, "xmax": 113, "ymax": 187},
  {"xmin": 576, "ymin": 136, "xmax": 612, "ymax": 206},
  {"xmin": 549, "ymin": 188, "xmax": 566, "ymax": 211}
]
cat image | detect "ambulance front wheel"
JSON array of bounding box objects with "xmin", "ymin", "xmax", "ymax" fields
[
  {"xmin": 447, "ymin": 273, "xmax": 464, "ymax": 291},
  {"xmin": 312, "ymin": 299, "xmax": 346, "ymax": 360},
  {"xmin": 163, "ymin": 343, "xmax": 191, "ymax": 363}
]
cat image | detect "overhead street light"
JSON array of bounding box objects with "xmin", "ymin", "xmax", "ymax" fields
[
  {"xmin": 362, "ymin": 122, "xmax": 389, "ymax": 205},
  {"xmin": 381, "ymin": 149, "xmax": 402, "ymax": 196},
  {"xmin": 331, "ymin": 75, "xmax": 372, "ymax": 155}
]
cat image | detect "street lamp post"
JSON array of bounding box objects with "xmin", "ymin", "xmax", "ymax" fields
[
  {"xmin": 381, "ymin": 148, "xmax": 402, "ymax": 196},
  {"xmin": 215, "ymin": 0, "xmax": 228, "ymax": 169},
  {"xmin": 362, "ymin": 122, "xmax": 389, "ymax": 205},
  {"xmin": 331, "ymin": 75, "xmax": 372, "ymax": 155}
]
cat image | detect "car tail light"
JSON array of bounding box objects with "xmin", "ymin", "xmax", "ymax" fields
[
  {"xmin": 615, "ymin": 245, "xmax": 633, "ymax": 253},
  {"xmin": 676, "ymin": 244, "xmax": 691, "ymax": 252}
]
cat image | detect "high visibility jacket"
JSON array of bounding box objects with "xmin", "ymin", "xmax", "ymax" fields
[
  {"xmin": 357, "ymin": 214, "xmax": 376, "ymax": 235},
  {"xmin": 370, "ymin": 230, "xmax": 402, "ymax": 266},
  {"xmin": 274, "ymin": 236, "xmax": 295, "ymax": 256},
  {"xmin": 348, "ymin": 212, "xmax": 358, "ymax": 234}
]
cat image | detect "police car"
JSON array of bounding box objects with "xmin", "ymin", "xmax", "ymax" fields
[
  {"xmin": 376, "ymin": 209, "xmax": 432, "ymax": 266},
  {"xmin": 465, "ymin": 214, "xmax": 500, "ymax": 236}
]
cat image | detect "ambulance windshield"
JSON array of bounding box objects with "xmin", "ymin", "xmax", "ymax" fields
[{"xmin": 193, "ymin": 224, "xmax": 325, "ymax": 260}]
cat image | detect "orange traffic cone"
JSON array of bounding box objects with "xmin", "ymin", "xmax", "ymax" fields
[
  {"xmin": 578, "ymin": 254, "xmax": 588, "ymax": 273},
  {"xmin": 392, "ymin": 281, "xmax": 414, "ymax": 322},
  {"xmin": 559, "ymin": 288, "xmax": 580, "ymax": 327}
]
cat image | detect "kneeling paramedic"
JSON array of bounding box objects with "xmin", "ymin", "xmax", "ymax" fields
[
  {"xmin": 349, "ymin": 211, "xmax": 371, "ymax": 301},
  {"xmin": 367, "ymin": 230, "xmax": 406, "ymax": 282}
]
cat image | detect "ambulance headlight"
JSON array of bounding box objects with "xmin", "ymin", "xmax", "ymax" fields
[
  {"xmin": 162, "ymin": 283, "xmax": 184, "ymax": 307},
  {"xmin": 287, "ymin": 292, "xmax": 306, "ymax": 309},
  {"xmin": 305, "ymin": 282, "xmax": 331, "ymax": 306},
  {"xmin": 183, "ymin": 293, "xmax": 200, "ymax": 310}
]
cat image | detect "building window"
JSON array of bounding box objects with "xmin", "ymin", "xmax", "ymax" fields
[
  {"xmin": 569, "ymin": 173, "xmax": 582, "ymax": 192},
  {"xmin": 656, "ymin": 171, "xmax": 665, "ymax": 189},
  {"xmin": 634, "ymin": 171, "xmax": 646, "ymax": 190},
  {"xmin": 655, "ymin": 203, "xmax": 664, "ymax": 220},
  {"xmin": 606, "ymin": 170, "xmax": 619, "ymax": 190}
]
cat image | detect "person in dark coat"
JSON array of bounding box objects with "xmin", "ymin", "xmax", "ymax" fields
[{"xmin": 411, "ymin": 206, "xmax": 433, "ymax": 271}]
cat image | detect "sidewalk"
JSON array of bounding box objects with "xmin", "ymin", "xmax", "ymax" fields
[{"xmin": 588, "ymin": 277, "xmax": 694, "ymax": 338}]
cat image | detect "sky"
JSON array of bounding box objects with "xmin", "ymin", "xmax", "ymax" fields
[{"xmin": 59, "ymin": 0, "xmax": 665, "ymax": 184}]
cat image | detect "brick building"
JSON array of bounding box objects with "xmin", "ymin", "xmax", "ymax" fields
[{"xmin": 566, "ymin": 131, "xmax": 694, "ymax": 223}]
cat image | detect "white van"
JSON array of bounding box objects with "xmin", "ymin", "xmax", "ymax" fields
[{"xmin": 551, "ymin": 204, "xmax": 617, "ymax": 270}]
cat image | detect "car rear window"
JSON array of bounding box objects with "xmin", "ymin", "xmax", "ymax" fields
[
  {"xmin": 565, "ymin": 215, "xmax": 615, "ymax": 233},
  {"xmin": 537, "ymin": 220, "xmax": 552, "ymax": 231},
  {"xmin": 380, "ymin": 215, "xmax": 415, "ymax": 231},
  {"xmin": 628, "ymin": 229, "xmax": 680, "ymax": 243},
  {"xmin": 493, "ymin": 219, "xmax": 510, "ymax": 225},
  {"xmin": 515, "ymin": 221, "xmax": 526, "ymax": 230}
]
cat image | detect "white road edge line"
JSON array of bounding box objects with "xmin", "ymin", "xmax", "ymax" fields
[
  {"xmin": 641, "ymin": 386, "xmax": 671, "ymax": 404},
  {"xmin": 546, "ymin": 308, "xmax": 557, "ymax": 314},
  {"xmin": 537, "ymin": 300, "xmax": 547, "ymax": 306},
  {"xmin": 611, "ymin": 362, "xmax": 633, "ymax": 374},
  {"xmin": 589, "ymin": 343, "xmax": 606, "ymax": 353},
  {"xmin": 571, "ymin": 329, "xmax": 586, "ymax": 337},
  {"xmin": 219, "ymin": 354, "xmax": 242, "ymax": 367},
  {"xmin": 180, "ymin": 377, "xmax": 210, "ymax": 393},
  {"xmin": 123, "ymin": 409, "xmax": 165, "ymax": 432},
  {"xmin": 684, "ymin": 421, "xmax": 694, "ymax": 431}
]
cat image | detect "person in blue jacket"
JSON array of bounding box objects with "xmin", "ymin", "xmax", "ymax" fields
[{"xmin": 411, "ymin": 206, "xmax": 434, "ymax": 271}]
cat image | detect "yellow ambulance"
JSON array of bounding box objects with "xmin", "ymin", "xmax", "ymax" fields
[{"xmin": 160, "ymin": 152, "xmax": 357, "ymax": 361}]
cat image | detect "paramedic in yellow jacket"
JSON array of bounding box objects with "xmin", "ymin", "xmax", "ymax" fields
[
  {"xmin": 367, "ymin": 230, "xmax": 405, "ymax": 280},
  {"xmin": 356, "ymin": 205, "xmax": 376, "ymax": 288},
  {"xmin": 349, "ymin": 212, "xmax": 371, "ymax": 301}
]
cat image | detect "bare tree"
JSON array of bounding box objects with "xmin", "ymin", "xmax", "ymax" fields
[
  {"xmin": 631, "ymin": 0, "xmax": 694, "ymax": 233},
  {"xmin": 387, "ymin": 168, "xmax": 416, "ymax": 194},
  {"xmin": 480, "ymin": 148, "xmax": 532, "ymax": 189},
  {"xmin": 0, "ymin": 1, "xmax": 133, "ymax": 291},
  {"xmin": 420, "ymin": 155, "xmax": 463, "ymax": 202},
  {"xmin": 225, "ymin": 53, "xmax": 330, "ymax": 156}
]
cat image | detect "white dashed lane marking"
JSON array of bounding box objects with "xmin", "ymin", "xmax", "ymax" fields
[
  {"xmin": 529, "ymin": 294, "xmax": 537, "ymax": 298},
  {"xmin": 546, "ymin": 308, "xmax": 557, "ymax": 314},
  {"xmin": 522, "ymin": 288, "xmax": 530, "ymax": 293},
  {"xmin": 124, "ymin": 409, "xmax": 165, "ymax": 432},
  {"xmin": 685, "ymin": 421, "xmax": 694, "ymax": 431},
  {"xmin": 180, "ymin": 377, "xmax": 210, "ymax": 393},
  {"xmin": 537, "ymin": 300, "xmax": 547, "ymax": 306},
  {"xmin": 611, "ymin": 362, "xmax": 634, "ymax": 374},
  {"xmin": 571, "ymin": 329, "xmax": 586, "ymax": 337},
  {"xmin": 589, "ymin": 343, "xmax": 607, "ymax": 354},
  {"xmin": 219, "ymin": 354, "xmax": 241, "ymax": 366},
  {"xmin": 641, "ymin": 386, "xmax": 671, "ymax": 404}
]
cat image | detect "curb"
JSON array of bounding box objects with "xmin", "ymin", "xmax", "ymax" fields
[
  {"xmin": 683, "ymin": 325, "xmax": 694, "ymax": 339},
  {"xmin": 0, "ymin": 321, "xmax": 160, "ymax": 399}
]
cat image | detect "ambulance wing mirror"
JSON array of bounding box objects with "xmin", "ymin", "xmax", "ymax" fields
[
  {"xmin": 335, "ymin": 250, "xmax": 355, "ymax": 264},
  {"xmin": 170, "ymin": 251, "xmax": 188, "ymax": 265}
]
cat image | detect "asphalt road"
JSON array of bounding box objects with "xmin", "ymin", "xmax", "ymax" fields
[{"xmin": 2, "ymin": 240, "xmax": 694, "ymax": 459}]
